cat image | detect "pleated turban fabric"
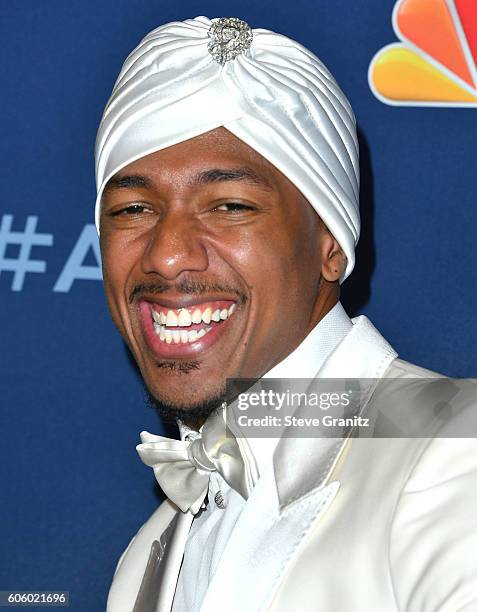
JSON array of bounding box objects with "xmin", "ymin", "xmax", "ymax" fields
[{"xmin": 95, "ymin": 16, "xmax": 360, "ymax": 280}]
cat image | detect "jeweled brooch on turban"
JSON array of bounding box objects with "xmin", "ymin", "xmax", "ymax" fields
[{"xmin": 207, "ymin": 17, "xmax": 253, "ymax": 65}]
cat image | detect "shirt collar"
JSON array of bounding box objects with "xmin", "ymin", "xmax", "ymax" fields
[
  {"xmin": 179, "ymin": 302, "xmax": 353, "ymax": 468},
  {"xmin": 246, "ymin": 301, "xmax": 352, "ymax": 473},
  {"xmin": 262, "ymin": 301, "xmax": 352, "ymax": 380},
  {"xmin": 178, "ymin": 302, "xmax": 353, "ymax": 474}
]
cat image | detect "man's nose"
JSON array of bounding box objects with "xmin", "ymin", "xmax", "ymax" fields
[{"xmin": 141, "ymin": 211, "xmax": 209, "ymax": 280}]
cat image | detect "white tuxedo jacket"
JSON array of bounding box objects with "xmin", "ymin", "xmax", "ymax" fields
[{"xmin": 107, "ymin": 316, "xmax": 477, "ymax": 612}]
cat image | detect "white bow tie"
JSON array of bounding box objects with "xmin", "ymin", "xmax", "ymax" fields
[{"xmin": 136, "ymin": 407, "xmax": 259, "ymax": 514}]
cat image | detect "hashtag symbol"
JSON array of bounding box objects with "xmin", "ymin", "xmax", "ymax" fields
[{"xmin": 0, "ymin": 215, "xmax": 54, "ymax": 291}]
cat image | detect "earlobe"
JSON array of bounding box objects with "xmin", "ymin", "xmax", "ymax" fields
[{"xmin": 320, "ymin": 233, "xmax": 346, "ymax": 282}]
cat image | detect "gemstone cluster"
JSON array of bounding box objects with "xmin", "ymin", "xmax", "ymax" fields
[{"xmin": 207, "ymin": 17, "xmax": 253, "ymax": 65}]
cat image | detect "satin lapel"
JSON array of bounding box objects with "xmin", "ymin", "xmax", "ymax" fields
[
  {"xmin": 199, "ymin": 463, "xmax": 340, "ymax": 612},
  {"xmin": 200, "ymin": 316, "xmax": 397, "ymax": 612},
  {"xmin": 133, "ymin": 510, "xmax": 194, "ymax": 612},
  {"xmin": 274, "ymin": 315, "xmax": 397, "ymax": 509}
]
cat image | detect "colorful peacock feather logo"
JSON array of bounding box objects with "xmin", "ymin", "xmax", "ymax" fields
[{"xmin": 369, "ymin": 0, "xmax": 477, "ymax": 106}]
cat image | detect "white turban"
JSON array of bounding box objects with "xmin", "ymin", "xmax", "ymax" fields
[{"xmin": 94, "ymin": 16, "xmax": 360, "ymax": 281}]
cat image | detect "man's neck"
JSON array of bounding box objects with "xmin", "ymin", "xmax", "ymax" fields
[{"xmin": 179, "ymin": 302, "xmax": 353, "ymax": 474}]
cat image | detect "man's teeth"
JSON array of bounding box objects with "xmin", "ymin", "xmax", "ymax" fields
[
  {"xmin": 153, "ymin": 324, "xmax": 213, "ymax": 343},
  {"xmin": 202, "ymin": 308, "xmax": 211, "ymax": 324},
  {"xmin": 152, "ymin": 303, "xmax": 236, "ymax": 328}
]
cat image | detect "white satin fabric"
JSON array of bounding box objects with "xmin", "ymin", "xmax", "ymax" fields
[
  {"xmin": 107, "ymin": 310, "xmax": 410, "ymax": 612},
  {"xmin": 172, "ymin": 301, "xmax": 353, "ymax": 612},
  {"xmin": 94, "ymin": 16, "xmax": 360, "ymax": 280},
  {"xmin": 136, "ymin": 409, "xmax": 258, "ymax": 515}
]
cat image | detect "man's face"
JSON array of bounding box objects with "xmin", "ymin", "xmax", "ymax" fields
[{"xmin": 99, "ymin": 128, "xmax": 336, "ymax": 417}]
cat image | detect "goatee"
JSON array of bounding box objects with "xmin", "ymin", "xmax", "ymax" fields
[{"xmin": 146, "ymin": 388, "xmax": 226, "ymax": 429}]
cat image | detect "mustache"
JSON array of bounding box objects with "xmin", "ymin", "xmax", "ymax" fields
[{"xmin": 129, "ymin": 278, "xmax": 248, "ymax": 305}]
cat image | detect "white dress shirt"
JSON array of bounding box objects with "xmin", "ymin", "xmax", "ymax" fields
[{"xmin": 172, "ymin": 302, "xmax": 353, "ymax": 612}]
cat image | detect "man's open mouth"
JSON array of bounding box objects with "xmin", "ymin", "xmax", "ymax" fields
[{"xmin": 150, "ymin": 301, "xmax": 237, "ymax": 344}]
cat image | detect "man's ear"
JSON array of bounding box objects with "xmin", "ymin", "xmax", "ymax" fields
[{"xmin": 320, "ymin": 229, "xmax": 347, "ymax": 282}]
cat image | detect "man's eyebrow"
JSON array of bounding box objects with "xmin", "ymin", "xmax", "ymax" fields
[
  {"xmin": 103, "ymin": 174, "xmax": 154, "ymax": 194},
  {"xmin": 193, "ymin": 167, "xmax": 274, "ymax": 191}
]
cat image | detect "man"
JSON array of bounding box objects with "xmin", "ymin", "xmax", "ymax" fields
[{"xmin": 95, "ymin": 16, "xmax": 477, "ymax": 612}]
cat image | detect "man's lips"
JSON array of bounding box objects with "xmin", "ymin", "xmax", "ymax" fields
[{"xmin": 138, "ymin": 299, "xmax": 237, "ymax": 358}]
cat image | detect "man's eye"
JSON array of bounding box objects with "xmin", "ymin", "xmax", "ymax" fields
[
  {"xmin": 110, "ymin": 204, "xmax": 152, "ymax": 216},
  {"xmin": 214, "ymin": 202, "xmax": 255, "ymax": 212}
]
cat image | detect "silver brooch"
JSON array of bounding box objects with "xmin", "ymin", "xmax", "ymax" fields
[
  {"xmin": 207, "ymin": 17, "xmax": 253, "ymax": 65},
  {"xmin": 214, "ymin": 490, "xmax": 227, "ymax": 509}
]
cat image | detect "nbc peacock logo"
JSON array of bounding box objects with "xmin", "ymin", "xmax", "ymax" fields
[{"xmin": 369, "ymin": 0, "xmax": 477, "ymax": 106}]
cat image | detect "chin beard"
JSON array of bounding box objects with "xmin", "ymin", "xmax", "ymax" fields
[{"xmin": 146, "ymin": 387, "xmax": 226, "ymax": 428}]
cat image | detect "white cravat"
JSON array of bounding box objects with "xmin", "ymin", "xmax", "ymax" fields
[{"xmin": 171, "ymin": 302, "xmax": 352, "ymax": 612}]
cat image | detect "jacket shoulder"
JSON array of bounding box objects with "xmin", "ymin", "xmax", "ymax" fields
[
  {"xmin": 369, "ymin": 357, "xmax": 476, "ymax": 439},
  {"xmin": 383, "ymin": 357, "xmax": 444, "ymax": 379}
]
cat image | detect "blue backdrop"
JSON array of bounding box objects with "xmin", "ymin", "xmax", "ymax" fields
[{"xmin": 1, "ymin": 1, "xmax": 476, "ymax": 610}]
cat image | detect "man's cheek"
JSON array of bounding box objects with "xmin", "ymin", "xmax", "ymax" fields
[{"xmin": 101, "ymin": 270, "xmax": 127, "ymax": 332}]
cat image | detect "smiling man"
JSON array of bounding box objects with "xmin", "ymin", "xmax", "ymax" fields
[
  {"xmin": 100, "ymin": 129, "xmax": 344, "ymax": 424},
  {"xmin": 96, "ymin": 16, "xmax": 477, "ymax": 612}
]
